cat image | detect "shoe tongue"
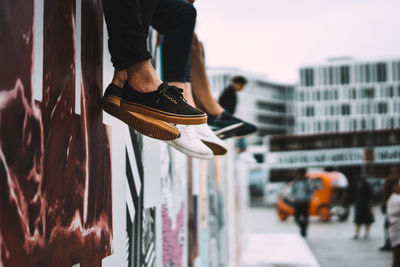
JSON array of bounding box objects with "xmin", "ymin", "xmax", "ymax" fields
[{"xmin": 157, "ymin": 82, "xmax": 169, "ymax": 91}]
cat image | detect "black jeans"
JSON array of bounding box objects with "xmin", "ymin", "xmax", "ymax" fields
[
  {"xmin": 294, "ymin": 201, "xmax": 310, "ymax": 237},
  {"xmin": 102, "ymin": 0, "xmax": 196, "ymax": 79},
  {"xmin": 102, "ymin": 0, "xmax": 158, "ymax": 70},
  {"xmin": 153, "ymin": 0, "xmax": 196, "ymax": 82}
]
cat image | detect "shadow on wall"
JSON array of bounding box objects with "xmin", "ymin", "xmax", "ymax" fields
[{"xmin": 0, "ymin": 0, "xmax": 112, "ymax": 266}]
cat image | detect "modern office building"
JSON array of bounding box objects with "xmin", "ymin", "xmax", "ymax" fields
[
  {"xmin": 208, "ymin": 67, "xmax": 295, "ymax": 144},
  {"xmin": 295, "ymin": 57, "xmax": 400, "ymax": 134},
  {"xmin": 265, "ymin": 58, "xmax": 400, "ymax": 182}
]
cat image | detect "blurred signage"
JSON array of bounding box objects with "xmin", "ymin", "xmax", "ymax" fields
[
  {"xmin": 375, "ymin": 146, "xmax": 400, "ymax": 163},
  {"xmin": 267, "ymin": 146, "xmax": 400, "ymax": 168}
]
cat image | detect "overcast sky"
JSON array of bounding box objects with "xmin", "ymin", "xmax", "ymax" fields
[{"xmin": 194, "ymin": 0, "xmax": 400, "ymax": 83}]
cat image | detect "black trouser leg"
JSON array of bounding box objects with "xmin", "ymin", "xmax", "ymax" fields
[
  {"xmin": 294, "ymin": 202, "xmax": 309, "ymax": 237},
  {"xmin": 102, "ymin": 0, "xmax": 158, "ymax": 70},
  {"xmin": 151, "ymin": 0, "xmax": 197, "ymax": 82},
  {"xmin": 393, "ymin": 245, "xmax": 400, "ymax": 267}
]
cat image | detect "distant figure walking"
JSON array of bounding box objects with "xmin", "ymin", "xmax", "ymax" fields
[
  {"xmin": 353, "ymin": 179, "xmax": 374, "ymax": 239},
  {"xmin": 387, "ymin": 183, "xmax": 400, "ymax": 267},
  {"xmin": 381, "ymin": 165, "xmax": 400, "ymax": 251},
  {"xmin": 291, "ymin": 169, "xmax": 314, "ymax": 237}
]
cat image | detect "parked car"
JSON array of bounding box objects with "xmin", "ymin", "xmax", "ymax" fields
[{"xmin": 276, "ymin": 171, "xmax": 349, "ymax": 222}]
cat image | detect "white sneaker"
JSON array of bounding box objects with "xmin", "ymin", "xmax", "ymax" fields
[
  {"xmin": 196, "ymin": 124, "xmax": 228, "ymax": 156},
  {"xmin": 166, "ymin": 125, "xmax": 214, "ymax": 160}
]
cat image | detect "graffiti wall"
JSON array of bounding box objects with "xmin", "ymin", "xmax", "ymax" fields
[
  {"xmin": 0, "ymin": 0, "xmax": 112, "ymax": 266},
  {"xmin": 0, "ymin": 2, "xmax": 243, "ymax": 267}
]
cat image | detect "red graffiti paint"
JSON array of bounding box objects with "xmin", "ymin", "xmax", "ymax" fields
[{"xmin": 0, "ymin": 0, "xmax": 112, "ymax": 266}]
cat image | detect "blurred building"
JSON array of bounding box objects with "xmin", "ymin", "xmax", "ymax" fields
[
  {"xmin": 295, "ymin": 57, "xmax": 400, "ymax": 134},
  {"xmin": 265, "ymin": 58, "xmax": 400, "ymax": 182},
  {"xmin": 208, "ymin": 67, "xmax": 295, "ymax": 145}
]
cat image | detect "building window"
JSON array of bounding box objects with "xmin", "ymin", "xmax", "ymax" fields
[
  {"xmin": 378, "ymin": 102, "xmax": 388, "ymax": 114},
  {"xmin": 340, "ymin": 65, "xmax": 350, "ymax": 84},
  {"xmin": 306, "ymin": 106, "xmax": 314, "ymax": 117},
  {"xmin": 361, "ymin": 119, "xmax": 367, "ymax": 130},
  {"xmin": 391, "ymin": 62, "xmax": 396, "ymax": 81},
  {"xmin": 388, "ymin": 86, "xmax": 394, "ymax": 97},
  {"xmin": 324, "ymin": 90, "xmax": 329, "ymax": 100},
  {"xmin": 325, "ymin": 121, "xmax": 330, "ymax": 131},
  {"xmin": 396, "ymin": 61, "xmax": 400, "ymax": 81},
  {"xmin": 323, "ymin": 68, "xmax": 328, "ymax": 85},
  {"xmin": 353, "ymin": 120, "xmax": 357, "ymax": 131},
  {"xmin": 316, "ymin": 90, "xmax": 321, "ymax": 101},
  {"xmin": 361, "ymin": 88, "xmax": 374, "ymax": 98},
  {"xmin": 365, "ymin": 64, "xmax": 371, "ymax": 83},
  {"xmin": 341, "ymin": 104, "xmax": 351, "ymax": 115},
  {"xmin": 330, "ymin": 105, "xmax": 335, "ymax": 116},
  {"xmin": 301, "ymin": 68, "xmax": 314, "ymax": 86},
  {"xmin": 389, "ymin": 118, "xmax": 395, "ymax": 128},
  {"xmin": 256, "ymin": 101, "xmax": 286, "ymax": 112},
  {"xmin": 377, "ymin": 62, "xmax": 387, "ymax": 82},
  {"xmin": 257, "ymin": 115, "xmax": 286, "ymax": 126},
  {"xmin": 351, "ymin": 88, "xmax": 357, "ymax": 99}
]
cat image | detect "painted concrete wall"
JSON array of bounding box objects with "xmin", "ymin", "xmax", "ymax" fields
[{"xmin": 0, "ymin": 2, "xmax": 243, "ymax": 267}]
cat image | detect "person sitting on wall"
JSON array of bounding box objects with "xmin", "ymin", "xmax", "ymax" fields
[
  {"xmin": 101, "ymin": 0, "xmax": 206, "ymax": 141},
  {"xmin": 190, "ymin": 36, "xmax": 258, "ymax": 140},
  {"xmin": 218, "ymin": 76, "xmax": 247, "ymax": 115},
  {"xmin": 156, "ymin": 0, "xmax": 227, "ymax": 159}
]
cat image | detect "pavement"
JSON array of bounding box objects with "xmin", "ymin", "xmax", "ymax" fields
[{"xmin": 240, "ymin": 205, "xmax": 392, "ymax": 267}]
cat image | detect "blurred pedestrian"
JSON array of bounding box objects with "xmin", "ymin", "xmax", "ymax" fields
[
  {"xmin": 380, "ymin": 165, "xmax": 400, "ymax": 251},
  {"xmin": 218, "ymin": 76, "xmax": 247, "ymax": 115},
  {"xmin": 291, "ymin": 169, "xmax": 314, "ymax": 237},
  {"xmin": 387, "ymin": 183, "xmax": 400, "ymax": 267},
  {"xmin": 353, "ymin": 179, "xmax": 374, "ymax": 239}
]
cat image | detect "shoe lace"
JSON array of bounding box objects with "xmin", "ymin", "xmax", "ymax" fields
[{"xmin": 157, "ymin": 85, "xmax": 186, "ymax": 104}]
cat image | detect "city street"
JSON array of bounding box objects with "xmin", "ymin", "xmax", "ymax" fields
[{"xmin": 241, "ymin": 205, "xmax": 392, "ymax": 267}]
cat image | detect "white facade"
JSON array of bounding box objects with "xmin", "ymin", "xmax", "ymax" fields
[
  {"xmin": 296, "ymin": 58, "xmax": 400, "ymax": 134},
  {"xmin": 208, "ymin": 68, "xmax": 294, "ymax": 144}
]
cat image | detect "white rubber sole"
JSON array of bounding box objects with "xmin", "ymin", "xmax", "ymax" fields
[
  {"xmin": 213, "ymin": 122, "xmax": 243, "ymax": 135},
  {"xmin": 166, "ymin": 141, "xmax": 214, "ymax": 160}
]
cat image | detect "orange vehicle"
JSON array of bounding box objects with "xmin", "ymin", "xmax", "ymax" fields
[{"xmin": 276, "ymin": 171, "xmax": 349, "ymax": 222}]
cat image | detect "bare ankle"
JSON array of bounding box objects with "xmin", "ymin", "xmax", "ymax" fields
[
  {"xmin": 112, "ymin": 70, "xmax": 127, "ymax": 88},
  {"xmin": 126, "ymin": 61, "xmax": 162, "ymax": 93}
]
